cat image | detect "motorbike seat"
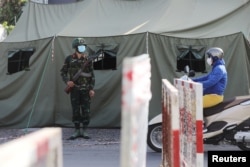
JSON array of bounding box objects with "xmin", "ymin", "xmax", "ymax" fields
[{"xmin": 203, "ymin": 96, "xmax": 250, "ymax": 117}]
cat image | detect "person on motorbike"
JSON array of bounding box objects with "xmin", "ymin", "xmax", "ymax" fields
[
  {"xmin": 192, "ymin": 47, "xmax": 227, "ymax": 132},
  {"xmin": 192, "ymin": 47, "xmax": 228, "ymax": 108}
]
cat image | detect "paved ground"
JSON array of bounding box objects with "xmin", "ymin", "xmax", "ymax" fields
[
  {"xmin": 0, "ymin": 128, "xmax": 162, "ymax": 167},
  {"xmin": 62, "ymin": 128, "xmax": 124, "ymax": 167},
  {"xmin": 61, "ymin": 128, "xmax": 161, "ymax": 167},
  {"xmin": 0, "ymin": 128, "xmax": 242, "ymax": 167}
]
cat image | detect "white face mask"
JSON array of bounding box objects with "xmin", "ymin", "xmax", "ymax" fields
[{"xmin": 206, "ymin": 57, "xmax": 212, "ymax": 66}]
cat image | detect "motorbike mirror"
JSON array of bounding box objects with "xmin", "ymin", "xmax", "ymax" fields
[{"xmin": 188, "ymin": 70, "xmax": 195, "ymax": 77}]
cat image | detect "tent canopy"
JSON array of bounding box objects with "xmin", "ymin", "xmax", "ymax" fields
[{"xmin": 5, "ymin": 0, "xmax": 250, "ymax": 42}]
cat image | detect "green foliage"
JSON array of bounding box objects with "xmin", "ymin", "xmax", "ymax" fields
[
  {"xmin": 2, "ymin": 21, "xmax": 14, "ymax": 35},
  {"xmin": 0, "ymin": 0, "xmax": 27, "ymax": 34}
]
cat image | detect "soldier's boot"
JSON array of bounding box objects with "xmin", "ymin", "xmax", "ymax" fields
[
  {"xmin": 81, "ymin": 127, "xmax": 90, "ymax": 139},
  {"xmin": 68, "ymin": 123, "xmax": 81, "ymax": 140}
]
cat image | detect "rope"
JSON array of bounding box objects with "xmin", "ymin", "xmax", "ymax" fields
[{"xmin": 24, "ymin": 37, "xmax": 55, "ymax": 134}]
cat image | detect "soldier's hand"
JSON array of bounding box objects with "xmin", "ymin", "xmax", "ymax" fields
[
  {"xmin": 67, "ymin": 81, "xmax": 75, "ymax": 87},
  {"xmin": 89, "ymin": 90, "xmax": 95, "ymax": 98}
]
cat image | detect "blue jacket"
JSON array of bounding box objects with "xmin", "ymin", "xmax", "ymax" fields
[{"xmin": 192, "ymin": 59, "xmax": 227, "ymax": 95}]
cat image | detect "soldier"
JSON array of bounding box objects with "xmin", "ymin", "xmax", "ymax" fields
[{"xmin": 61, "ymin": 38, "xmax": 95, "ymax": 140}]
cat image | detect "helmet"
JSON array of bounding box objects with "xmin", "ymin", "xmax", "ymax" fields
[
  {"xmin": 72, "ymin": 38, "xmax": 86, "ymax": 49},
  {"xmin": 206, "ymin": 47, "xmax": 224, "ymax": 61}
]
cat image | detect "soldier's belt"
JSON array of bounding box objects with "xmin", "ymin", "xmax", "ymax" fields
[{"xmin": 74, "ymin": 84, "xmax": 87, "ymax": 88}]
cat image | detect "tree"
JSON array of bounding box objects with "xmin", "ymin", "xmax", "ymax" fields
[{"xmin": 0, "ymin": 0, "xmax": 27, "ymax": 34}]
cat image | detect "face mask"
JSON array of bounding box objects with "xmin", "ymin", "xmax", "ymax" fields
[
  {"xmin": 77, "ymin": 45, "xmax": 86, "ymax": 53},
  {"xmin": 206, "ymin": 57, "xmax": 212, "ymax": 66}
]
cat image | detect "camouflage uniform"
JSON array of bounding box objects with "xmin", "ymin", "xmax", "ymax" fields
[{"xmin": 61, "ymin": 52, "xmax": 95, "ymax": 139}]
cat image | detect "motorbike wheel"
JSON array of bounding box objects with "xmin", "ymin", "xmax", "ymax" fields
[
  {"xmin": 237, "ymin": 142, "xmax": 250, "ymax": 151},
  {"xmin": 147, "ymin": 123, "xmax": 162, "ymax": 152}
]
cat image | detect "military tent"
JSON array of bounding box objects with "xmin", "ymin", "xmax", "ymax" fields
[{"xmin": 0, "ymin": 0, "xmax": 250, "ymax": 128}]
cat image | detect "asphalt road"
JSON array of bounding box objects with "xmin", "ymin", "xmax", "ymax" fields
[
  {"xmin": 0, "ymin": 128, "xmax": 242, "ymax": 167},
  {"xmin": 63, "ymin": 143, "xmax": 161, "ymax": 167},
  {"xmin": 62, "ymin": 128, "xmax": 162, "ymax": 167},
  {"xmin": 62, "ymin": 128, "xmax": 241, "ymax": 167},
  {"xmin": 61, "ymin": 128, "xmax": 243, "ymax": 167}
]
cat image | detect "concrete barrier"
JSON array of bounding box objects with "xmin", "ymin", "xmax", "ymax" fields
[
  {"xmin": 120, "ymin": 54, "xmax": 151, "ymax": 167},
  {"xmin": 0, "ymin": 128, "xmax": 63, "ymax": 167}
]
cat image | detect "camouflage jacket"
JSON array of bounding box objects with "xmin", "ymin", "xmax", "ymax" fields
[{"xmin": 60, "ymin": 53, "xmax": 95, "ymax": 90}]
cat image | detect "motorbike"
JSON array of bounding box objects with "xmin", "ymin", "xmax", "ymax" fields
[{"xmin": 147, "ymin": 67, "xmax": 250, "ymax": 152}]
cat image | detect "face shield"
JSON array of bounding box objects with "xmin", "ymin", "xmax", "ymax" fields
[{"xmin": 77, "ymin": 45, "xmax": 86, "ymax": 53}]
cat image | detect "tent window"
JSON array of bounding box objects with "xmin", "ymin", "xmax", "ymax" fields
[
  {"xmin": 91, "ymin": 44, "xmax": 118, "ymax": 70},
  {"xmin": 93, "ymin": 52, "xmax": 116, "ymax": 70},
  {"xmin": 7, "ymin": 48, "xmax": 35, "ymax": 75},
  {"xmin": 176, "ymin": 45, "xmax": 206, "ymax": 72}
]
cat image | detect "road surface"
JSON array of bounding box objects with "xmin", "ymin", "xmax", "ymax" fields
[{"xmin": 0, "ymin": 128, "xmax": 241, "ymax": 167}]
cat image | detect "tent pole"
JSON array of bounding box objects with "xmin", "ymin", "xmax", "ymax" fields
[{"xmin": 146, "ymin": 31, "xmax": 149, "ymax": 54}]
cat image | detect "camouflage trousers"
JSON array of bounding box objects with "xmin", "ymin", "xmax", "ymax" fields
[{"xmin": 70, "ymin": 87, "xmax": 91, "ymax": 127}]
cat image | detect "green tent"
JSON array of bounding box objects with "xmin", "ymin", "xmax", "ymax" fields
[{"xmin": 1, "ymin": 0, "xmax": 250, "ymax": 128}]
